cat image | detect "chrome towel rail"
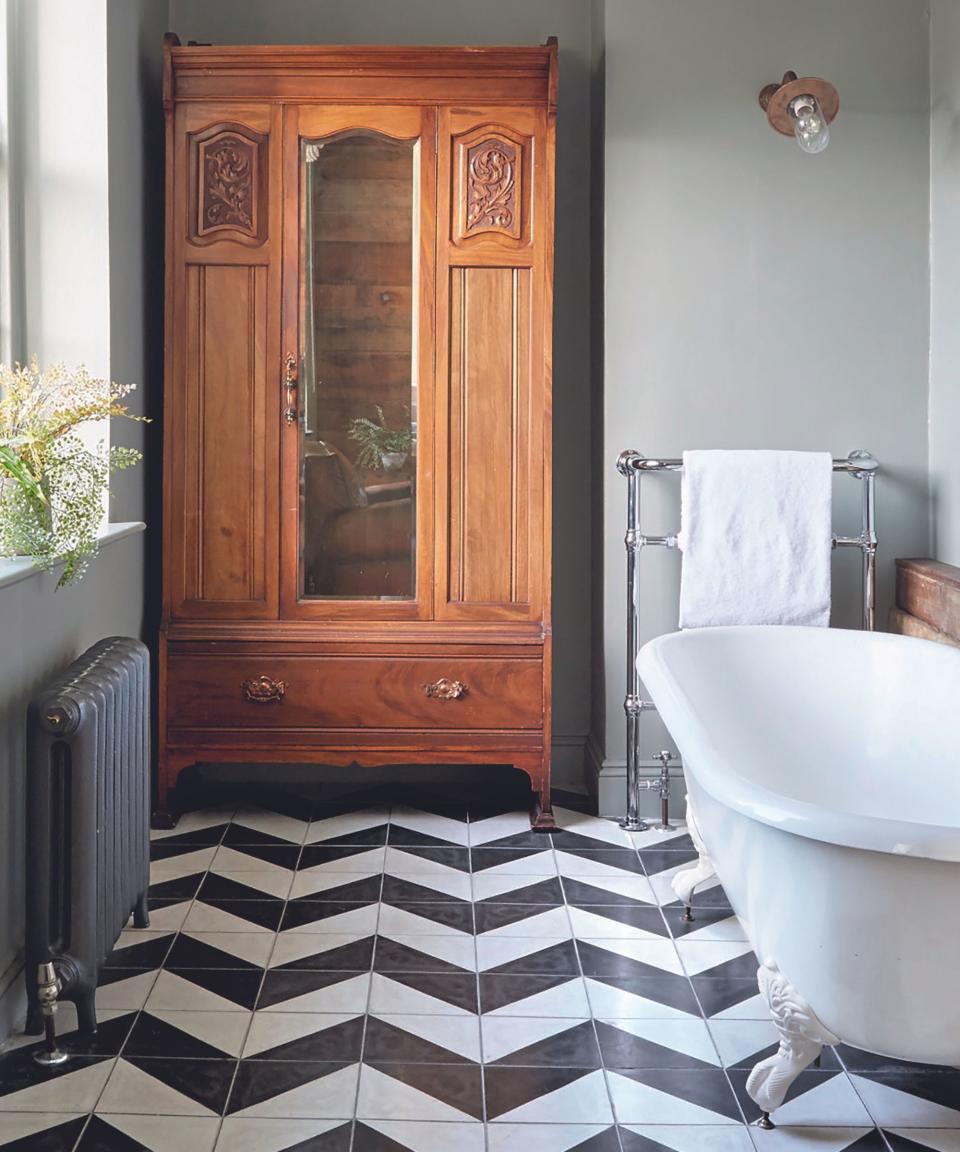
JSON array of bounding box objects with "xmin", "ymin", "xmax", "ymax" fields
[{"xmin": 617, "ymin": 449, "xmax": 879, "ymax": 833}]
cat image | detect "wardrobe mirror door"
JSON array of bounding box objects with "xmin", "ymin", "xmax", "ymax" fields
[{"xmin": 299, "ymin": 130, "xmax": 419, "ymax": 601}]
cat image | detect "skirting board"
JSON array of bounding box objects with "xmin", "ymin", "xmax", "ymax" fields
[
  {"xmin": 0, "ymin": 955, "xmax": 26, "ymax": 1049},
  {"xmin": 584, "ymin": 732, "xmax": 688, "ymax": 821}
]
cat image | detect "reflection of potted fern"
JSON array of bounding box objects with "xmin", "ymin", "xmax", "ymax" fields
[
  {"xmin": 347, "ymin": 405, "xmax": 413, "ymax": 472},
  {"xmin": 0, "ymin": 360, "xmax": 146, "ymax": 587}
]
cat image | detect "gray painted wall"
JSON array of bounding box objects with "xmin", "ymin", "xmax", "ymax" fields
[
  {"xmin": 596, "ymin": 0, "xmax": 932, "ymax": 804},
  {"xmin": 930, "ymin": 1, "xmax": 960, "ymax": 567},
  {"xmin": 0, "ymin": 0, "xmax": 163, "ymax": 1038},
  {"xmin": 168, "ymin": 0, "xmax": 596, "ymax": 781}
]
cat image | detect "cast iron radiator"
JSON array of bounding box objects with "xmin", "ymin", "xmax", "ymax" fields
[{"xmin": 25, "ymin": 637, "xmax": 151, "ymax": 1036}]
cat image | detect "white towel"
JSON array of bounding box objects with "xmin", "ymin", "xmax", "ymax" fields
[{"xmin": 678, "ymin": 449, "xmax": 833, "ymax": 629}]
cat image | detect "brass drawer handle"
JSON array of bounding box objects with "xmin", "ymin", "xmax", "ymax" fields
[
  {"xmin": 424, "ymin": 678, "xmax": 468, "ymax": 701},
  {"xmin": 242, "ymin": 675, "xmax": 287, "ymax": 703}
]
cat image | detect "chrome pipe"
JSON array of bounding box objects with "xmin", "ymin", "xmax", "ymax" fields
[
  {"xmin": 619, "ymin": 451, "xmax": 879, "ymax": 476},
  {"xmin": 863, "ymin": 469, "xmax": 877, "ymax": 631},
  {"xmin": 620, "ymin": 459, "xmax": 649, "ymax": 832}
]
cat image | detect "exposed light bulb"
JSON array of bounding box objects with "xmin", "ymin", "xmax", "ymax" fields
[{"xmin": 790, "ymin": 94, "xmax": 830, "ymax": 154}]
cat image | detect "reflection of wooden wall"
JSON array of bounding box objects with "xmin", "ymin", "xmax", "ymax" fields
[{"xmin": 308, "ymin": 136, "xmax": 413, "ymax": 475}]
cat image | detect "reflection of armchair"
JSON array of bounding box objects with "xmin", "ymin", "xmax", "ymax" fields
[{"xmin": 303, "ymin": 445, "xmax": 413, "ymax": 597}]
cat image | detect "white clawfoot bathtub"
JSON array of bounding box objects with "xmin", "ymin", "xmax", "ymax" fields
[{"xmin": 637, "ymin": 625, "xmax": 960, "ymax": 1126}]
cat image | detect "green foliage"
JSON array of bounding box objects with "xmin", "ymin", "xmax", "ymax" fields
[
  {"xmin": 0, "ymin": 360, "xmax": 147, "ymax": 587},
  {"xmin": 347, "ymin": 405, "xmax": 413, "ymax": 472}
]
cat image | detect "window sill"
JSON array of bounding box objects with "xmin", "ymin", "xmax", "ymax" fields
[{"xmin": 0, "ymin": 521, "xmax": 146, "ymax": 593}]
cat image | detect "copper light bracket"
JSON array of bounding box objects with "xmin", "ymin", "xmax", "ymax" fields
[{"xmin": 759, "ymin": 70, "xmax": 839, "ymax": 136}]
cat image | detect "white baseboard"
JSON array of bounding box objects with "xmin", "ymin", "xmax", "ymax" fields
[
  {"xmin": 585, "ymin": 734, "xmax": 687, "ymax": 821},
  {"xmin": 0, "ymin": 956, "xmax": 25, "ymax": 1049}
]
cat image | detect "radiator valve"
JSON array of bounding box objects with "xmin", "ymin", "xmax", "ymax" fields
[{"xmin": 33, "ymin": 962, "xmax": 68, "ymax": 1067}]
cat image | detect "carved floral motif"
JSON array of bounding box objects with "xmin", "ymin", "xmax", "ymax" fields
[
  {"xmin": 466, "ymin": 139, "xmax": 518, "ymax": 233},
  {"xmin": 202, "ymin": 135, "xmax": 255, "ymax": 232},
  {"xmin": 747, "ymin": 960, "xmax": 840, "ymax": 1118}
]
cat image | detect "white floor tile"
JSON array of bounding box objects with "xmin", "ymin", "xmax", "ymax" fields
[
  {"xmin": 371, "ymin": 1014, "xmax": 481, "ymax": 1061},
  {"xmin": 356, "ymin": 1065, "xmax": 476, "ymax": 1122},
  {"xmin": 97, "ymin": 1059, "xmax": 218, "ymax": 1116},
  {"xmin": 492, "ymin": 1068, "xmax": 614, "ymax": 1123},
  {"xmin": 260, "ymin": 973, "xmax": 371, "ymax": 1015},
  {"xmin": 215, "ymin": 1117, "xmax": 351, "ymax": 1152},
  {"xmin": 360, "ymin": 1120, "xmax": 484, "ymax": 1152},
  {"xmin": 389, "ymin": 808, "xmax": 470, "ymax": 846},
  {"xmin": 478, "ymin": 906, "xmax": 572, "ymax": 940},
  {"xmin": 481, "ymin": 1016, "xmax": 590, "ymax": 1063},
  {"xmin": 850, "ymin": 1074, "xmax": 960, "ymax": 1128},
  {"xmin": 305, "ymin": 809, "xmax": 390, "ymax": 845},
  {"xmin": 486, "ymin": 1123, "xmax": 615, "ymax": 1152},
  {"xmin": 229, "ymin": 1063, "xmax": 360, "ymax": 1119},
  {"xmin": 243, "ymin": 1012, "xmax": 360, "ymax": 1058},
  {"xmin": 95, "ymin": 1114, "xmax": 220, "ymax": 1151},
  {"xmin": 584, "ymin": 978, "xmax": 699, "ymax": 1020},
  {"xmin": 369, "ymin": 974, "xmax": 473, "ymax": 1017},
  {"xmin": 0, "ymin": 1061, "xmax": 114, "ymax": 1113},
  {"xmin": 622, "ymin": 1125, "xmax": 754, "ymax": 1151},
  {"xmin": 484, "ymin": 978, "xmax": 591, "ymax": 1019}
]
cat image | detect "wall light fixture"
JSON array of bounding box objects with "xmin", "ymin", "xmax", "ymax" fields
[{"xmin": 758, "ymin": 71, "xmax": 839, "ymax": 154}]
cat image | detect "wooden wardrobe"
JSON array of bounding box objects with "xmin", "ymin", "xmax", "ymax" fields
[{"xmin": 158, "ymin": 36, "xmax": 556, "ymax": 828}]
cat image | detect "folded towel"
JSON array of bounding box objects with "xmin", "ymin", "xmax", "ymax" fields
[{"xmin": 678, "ymin": 449, "xmax": 833, "ymax": 629}]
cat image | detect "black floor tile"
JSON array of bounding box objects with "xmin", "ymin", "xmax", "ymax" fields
[
  {"xmin": 227, "ymin": 1059, "xmax": 354, "ymax": 1115},
  {"xmin": 371, "ymin": 1062, "xmax": 484, "ymax": 1119},
  {"xmin": 274, "ymin": 936, "xmax": 375, "ymax": 973},
  {"xmin": 383, "ymin": 970, "xmax": 478, "ymax": 1013},
  {"xmin": 299, "ymin": 845, "xmax": 383, "ymax": 870},
  {"xmin": 191, "ymin": 896, "xmax": 284, "ymax": 930},
  {"xmin": 363, "ymin": 1017, "xmax": 474, "ymax": 1064},
  {"xmin": 483, "ymin": 939, "xmax": 580, "ymax": 977},
  {"xmin": 484, "ymin": 1065, "xmax": 599, "ymax": 1119},
  {"xmin": 477, "ymin": 877, "xmax": 564, "ymax": 905},
  {"xmin": 478, "ymin": 973, "xmax": 580, "ymax": 1014},
  {"xmin": 488, "ymin": 1019, "xmax": 601, "ymax": 1068},
  {"xmin": 258, "ymin": 968, "xmax": 365, "ymax": 1010},
  {"xmin": 281, "ymin": 898, "xmax": 375, "ymax": 931},
  {"xmin": 380, "ymin": 901, "xmax": 474, "ymax": 933},
  {"xmin": 373, "ymin": 937, "xmax": 472, "ymax": 975},
  {"xmin": 124, "ymin": 1055, "xmax": 237, "ymax": 1113},
  {"xmin": 165, "ymin": 967, "xmax": 263, "ymax": 1010},
  {"xmin": 165, "ymin": 934, "xmax": 262, "ymax": 971},
  {"xmin": 4, "ymin": 1116, "xmax": 88, "ymax": 1152}
]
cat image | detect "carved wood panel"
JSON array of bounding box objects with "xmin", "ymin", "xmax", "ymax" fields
[
  {"xmin": 189, "ymin": 123, "xmax": 268, "ymax": 245},
  {"xmin": 453, "ymin": 125, "xmax": 529, "ymax": 244},
  {"xmin": 446, "ymin": 266, "xmax": 532, "ymax": 609},
  {"xmin": 181, "ymin": 264, "xmax": 269, "ymax": 606}
]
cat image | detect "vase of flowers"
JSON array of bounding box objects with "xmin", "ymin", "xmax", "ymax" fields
[
  {"xmin": 0, "ymin": 360, "xmax": 146, "ymax": 587},
  {"xmin": 347, "ymin": 405, "xmax": 414, "ymax": 472}
]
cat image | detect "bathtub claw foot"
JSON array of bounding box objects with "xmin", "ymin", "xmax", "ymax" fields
[
  {"xmin": 747, "ymin": 959, "xmax": 839, "ymax": 1120},
  {"xmin": 670, "ymin": 797, "xmax": 716, "ymax": 917},
  {"xmin": 756, "ymin": 1112, "xmax": 775, "ymax": 1130}
]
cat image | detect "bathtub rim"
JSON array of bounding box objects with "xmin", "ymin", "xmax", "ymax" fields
[{"xmin": 637, "ymin": 625, "xmax": 960, "ymax": 863}]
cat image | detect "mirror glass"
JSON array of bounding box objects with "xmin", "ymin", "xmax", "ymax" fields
[{"xmin": 299, "ymin": 130, "xmax": 418, "ymax": 600}]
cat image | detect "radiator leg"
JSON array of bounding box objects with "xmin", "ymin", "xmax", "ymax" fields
[
  {"xmin": 76, "ymin": 991, "xmax": 98, "ymax": 1037},
  {"xmin": 32, "ymin": 963, "xmax": 69, "ymax": 1067},
  {"xmin": 133, "ymin": 890, "xmax": 150, "ymax": 930}
]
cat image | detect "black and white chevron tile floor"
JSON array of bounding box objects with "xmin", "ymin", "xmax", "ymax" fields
[{"xmin": 2, "ymin": 785, "xmax": 958, "ymax": 1151}]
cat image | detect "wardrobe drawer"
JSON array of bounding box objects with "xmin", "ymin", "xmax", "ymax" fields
[{"xmin": 165, "ymin": 653, "xmax": 543, "ymax": 731}]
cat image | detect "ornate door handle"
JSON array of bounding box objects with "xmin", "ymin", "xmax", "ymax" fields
[
  {"xmin": 424, "ymin": 678, "xmax": 468, "ymax": 701},
  {"xmin": 242, "ymin": 675, "xmax": 287, "ymax": 703},
  {"xmin": 283, "ymin": 353, "xmax": 298, "ymax": 425}
]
